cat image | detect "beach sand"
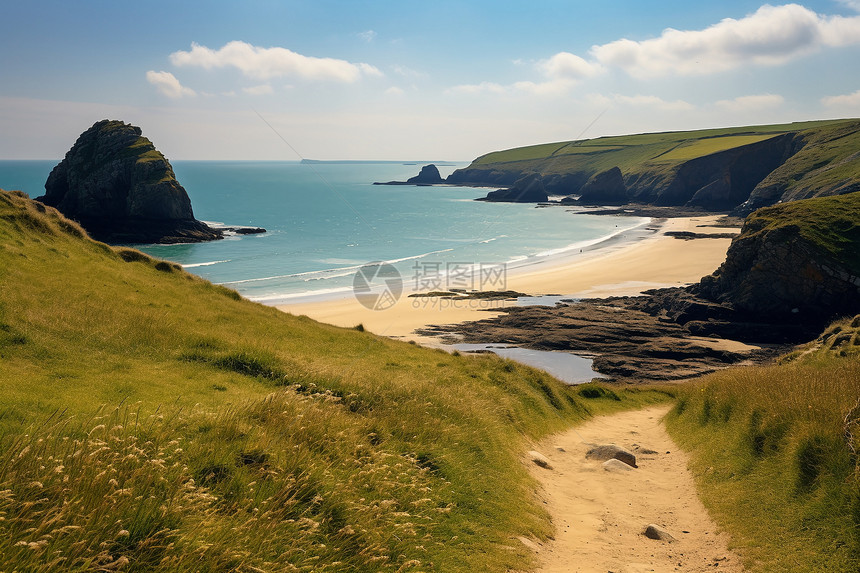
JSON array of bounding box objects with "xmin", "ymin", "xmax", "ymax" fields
[{"xmin": 276, "ymin": 216, "xmax": 737, "ymax": 344}]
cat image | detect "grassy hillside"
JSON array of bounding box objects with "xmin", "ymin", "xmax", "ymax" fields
[
  {"xmin": 456, "ymin": 119, "xmax": 860, "ymax": 211},
  {"xmin": 0, "ymin": 189, "xmax": 668, "ymax": 572},
  {"xmin": 666, "ymin": 316, "xmax": 860, "ymax": 572},
  {"xmin": 470, "ymin": 118, "xmax": 850, "ymax": 175}
]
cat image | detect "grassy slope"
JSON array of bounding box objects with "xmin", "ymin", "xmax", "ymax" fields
[
  {"xmin": 0, "ymin": 189, "xmax": 669, "ymax": 572},
  {"xmin": 737, "ymin": 190, "xmax": 860, "ymax": 270},
  {"xmin": 467, "ymin": 119, "xmax": 860, "ymax": 189},
  {"xmin": 665, "ymin": 317, "xmax": 860, "ymax": 572}
]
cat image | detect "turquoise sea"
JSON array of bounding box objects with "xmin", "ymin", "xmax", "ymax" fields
[{"xmin": 0, "ymin": 160, "xmax": 647, "ymax": 304}]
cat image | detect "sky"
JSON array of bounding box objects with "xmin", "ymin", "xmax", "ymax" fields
[{"xmin": 2, "ymin": 0, "xmax": 860, "ymax": 160}]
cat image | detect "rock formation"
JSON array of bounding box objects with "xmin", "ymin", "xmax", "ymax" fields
[
  {"xmin": 374, "ymin": 164, "xmax": 444, "ymax": 186},
  {"xmin": 577, "ymin": 167, "xmax": 627, "ymax": 205},
  {"xmin": 477, "ymin": 173, "xmax": 548, "ymax": 202},
  {"xmin": 697, "ymin": 191, "xmax": 860, "ymax": 322},
  {"xmin": 37, "ymin": 120, "xmax": 221, "ymax": 244}
]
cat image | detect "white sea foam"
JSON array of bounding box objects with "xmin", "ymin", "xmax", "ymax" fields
[{"xmin": 182, "ymin": 260, "xmax": 231, "ymax": 268}]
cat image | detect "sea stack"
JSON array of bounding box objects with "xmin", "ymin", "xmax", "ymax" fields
[{"xmin": 37, "ymin": 119, "xmax": 222, "ymax": 244}]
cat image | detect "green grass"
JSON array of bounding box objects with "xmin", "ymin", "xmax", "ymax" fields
[
  {"xmin": 665, "ymin": 315, "xmax": 860, "ymax": 572},
  {"xmin": 737, "ymin": 190, "xmax": 860, "ymax": 270},
  {"xmin": 652, "ymin": 134, "xmax": 780, "ymax": 162},
  {"xmin": 465, "ymin": 119, "xmax": 860, "ymax": 196},
  {"xmin": 0, "ymin": 189, "xmax": 669, "ymax": 572}
]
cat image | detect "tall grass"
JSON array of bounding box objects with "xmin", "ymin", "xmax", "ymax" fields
[
  {"xmin": 666, "ymin": 316, "xmax": 860, "ymax": 572},
  {"xmin": 0, "ymin": 188, "xmax": 670, "ymax": 571}
]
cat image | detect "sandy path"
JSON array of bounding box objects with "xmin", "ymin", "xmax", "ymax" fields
[{"xmin": 526, "ymin": 405, "xmax": 743, "ymax": 573}]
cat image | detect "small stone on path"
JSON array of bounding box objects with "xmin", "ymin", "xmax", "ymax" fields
[
  {"xmin": 586, "ymin": 444, "xmax": 637, "ymax": 467},
  {"xmin": 603, "ymin": 458, "xmax": 636, "ymax": 472},
  {"xmin": 529, "ymin": 450, "xmax": 553, "ymax": 469},
  {"xmin": 644, "ymin": 524, "xmax": 676, "ymax": 542}
]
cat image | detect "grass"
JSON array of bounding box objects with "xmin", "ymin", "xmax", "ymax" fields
[
  {"xmin": 0, "ymin": 189, "xmax": 670, "ymax": 572},
  {"xmin": 465, "ymin": 119, "xmax": 860, "ymax": 196},
  {"xmin": 737, "ymin": 190, "xmax": 860, "ymax": 270},
  {"xmin": 665, "ymin": 315, "xmax": 860, "ymax": 572}
]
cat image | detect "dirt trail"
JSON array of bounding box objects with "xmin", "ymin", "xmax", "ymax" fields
[{"xmin": 525, "ymin": 405, "xmax": 744, "ymax": 573}]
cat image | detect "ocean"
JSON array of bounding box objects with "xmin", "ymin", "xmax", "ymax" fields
[{"xmin": 0, "ymin": 160, "xmax": 647, "ymax": 304}]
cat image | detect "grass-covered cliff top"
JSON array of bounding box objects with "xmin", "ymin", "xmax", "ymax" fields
[
  {"xmin": 740, "ymin": 190, "xmax": 860, "ymax": 270},
  {"xmin": 0, "ymin": 189, "xmax": 667, "ymax": 572},
  {"xmin": 470, "ymin": 118, "xmax": 855, "ymax": 173}
]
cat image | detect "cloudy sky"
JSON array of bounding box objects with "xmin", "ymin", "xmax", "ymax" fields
[{"xmin": 2, "ymin": 1, "xmax": 860, "ymax": 160}]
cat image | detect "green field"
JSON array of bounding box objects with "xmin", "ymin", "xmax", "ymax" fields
[{"xmin": 0, "ymin": 189, "xmax": 669, "ymax": 572}]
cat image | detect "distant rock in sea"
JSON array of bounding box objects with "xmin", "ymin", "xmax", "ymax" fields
[
  {"xmin": 374, "ymin": 164, "xmax": 444, "ymax": 186},
  {"xmin": 36, "ymin": 120, "xmax": 223, "ymax": 244}
]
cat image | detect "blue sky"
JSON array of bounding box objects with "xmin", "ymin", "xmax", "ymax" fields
[{"xmin": 2, "ymin": 1, "xmax": 860, "ymax": 160}]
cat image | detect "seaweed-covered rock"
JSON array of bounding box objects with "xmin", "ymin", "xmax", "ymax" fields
[{"xmin": 37, "ymin": 120, "xmax": 221, "ymax": 244}]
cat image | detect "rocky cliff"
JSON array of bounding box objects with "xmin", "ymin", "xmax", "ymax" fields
[
  {"xmin": 476, "ymin": 173, "xmax": 548, "ymax": 202},
  {"xmin": 447, "ymin": 119, "xmax": 860, "ymax": 210},
  {"xmin": 697, "ymin": 190, "xmax": 860, "ymax": 324},
  {"xmin": 374, "ymin": 164, "xmax": 444, "ymax": 186},
  {"xmin": 37, "ymin": 120, "xmax": 221, "ymax": 244}
]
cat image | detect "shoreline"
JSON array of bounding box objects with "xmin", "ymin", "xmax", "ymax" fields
[{"xmin": 275, "ymin": 215, "xmax": 738, "ymax": 345}]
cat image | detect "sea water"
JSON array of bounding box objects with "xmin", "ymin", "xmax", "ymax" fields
[{"xmin": 0, "ymin": 160, "xmax": 647, "ymax": 304}]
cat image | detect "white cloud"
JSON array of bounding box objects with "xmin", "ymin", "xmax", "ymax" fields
[
  {"xmin": 822, "ymin": 89, "xmax": 860, "ymax": 106},
  {"xmin": 446, "ymin": 81, "xmax": 508, "ymax": 95},
  {"xmin": 539, "ymin": 52, "xmax": 603, "ymax": 80},
  {"xmin": 146, "ymin": 70, "xmax": 196, "ymax": 98},
  {"xmin": 358, "ymin": 30, "xmax": 377, "ymax": 42},
  {"xmin": 243, "ymin": 84, "xmax": 274, "ymax": 96},
  {"xmin": 169, "ymin": 41, "xmax": 382, "ymax": 82},
  {"xmin": 612, "ymin": 94, "xmax": 695, "ymax": 111},
  {"xmin": 837, "ymin": 0, "xmax": 860, "ymax": 12},
  {"xmin": 716, "ymin": 94, "xmax": 785, "ymax": 111},
  {"xmin": 449, "ymin": 52, "xmax": 601, "ymax": 97},
  {"xmin": 591, "ymin": 4, "xmax": 860, "ymax": 78},
  {"xmin": 385, "ymin": 86, "xmax": 405, "ymax": 96}
]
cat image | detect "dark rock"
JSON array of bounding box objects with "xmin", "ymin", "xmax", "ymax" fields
[
  {"xmin": 477, "ymin": 173, "xmax": 548, "ymax": 202},
  {"xmin": 644, "ymin": 524, "xmax": 676, "ymax": 542},
  {"xmin": 37, "ymin": 120, "xmax": 221, "ymax": 244},
  {"xmin": 586, "ymin": 444, "xmax": 637, "ymax": 468},
  {"xmin": 374, "ymin": 164, "xmax": 443, "ymax": 186},
  {"xmin": 223, "ymin": 226, "xmax": 267, "ymax": 235},
  {"xmin": 576, "ymin": 167, "xmax": 628, "ymax": 205},
  {"xmin": 407, "ymin": 164, "xmax": 443, "ymax": 184},
  {"xmin": 697, "ymin": 192, "xmax": 860, "ymax": 328}
]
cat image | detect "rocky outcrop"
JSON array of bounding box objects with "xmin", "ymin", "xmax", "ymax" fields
[
  {"xmin": 407, "ymin": 164, "xmax": 443, "ymax": 184},
  {"xmin": 697, "ymin": 191, "xmax": 860, "ymax": 324},
  {"xmin": 374, "ymin": 164, "xmax": 444, "ymax": 186},
  {"xmin": 37, "ymin": 120, "xmax": 221, "ymax": 244},
  {"xmin": 476, "ymin": 173, "xmax": 548, "ymax": 202},
  {"xmin": 576, "ymin": 167, "xmax": 627, "ymax": 205}
]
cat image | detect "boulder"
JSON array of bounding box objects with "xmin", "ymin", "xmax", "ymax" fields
[
  {"xmin": 586, "ymin": 444, "xmax": 637, "ymax": 468},
  {"xmin": 477, "ymin": 173, "xmax": 548, "ymax": 203},
  {"xmin": 576, "ymin": 167, "xmax": 627, "ymax": 205},
  {"xmin": 37, "ymin": 120, "xmax": 221, "ymax": 244}
]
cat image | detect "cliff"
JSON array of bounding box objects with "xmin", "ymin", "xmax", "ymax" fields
[
  {"xmin": 448, "ymin": 119, "xmax": 860, "ymax": 210},
  {"xmin": 697, "ymin": 190, "xmax": 860, "ymax": 323},
  {"xmin": 37, "ymin": 120, "xmax": 221, "ymax": 244}
]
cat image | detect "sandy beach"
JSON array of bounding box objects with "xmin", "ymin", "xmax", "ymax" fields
[{"xmin": 276, "ymin": 215, "xmax": 737, "ymax": 344}]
